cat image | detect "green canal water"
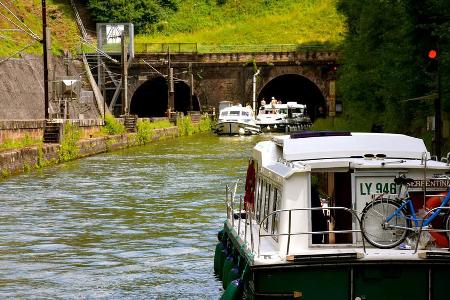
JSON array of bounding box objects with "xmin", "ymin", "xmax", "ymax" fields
[{"xmin": 0, "ymin": 133, "xmax": 271, "ymax": 299}]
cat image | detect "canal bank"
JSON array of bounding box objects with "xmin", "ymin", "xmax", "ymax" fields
[{"xmin": 0, "ymin": 126, "xmax": 179, "ymax": 179}]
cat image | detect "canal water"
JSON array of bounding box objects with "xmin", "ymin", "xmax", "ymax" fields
[{"xmin": 0, "ymin": 133, "xmax": 271, "ymax": 299}]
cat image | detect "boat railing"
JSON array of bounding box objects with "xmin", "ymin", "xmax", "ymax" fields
[
  {"xmin": 256, "ymin": 207, "xmax": 366, "ymax": 258},
  {"xmin": 416, "ymin": 206, "xmax": 450, "ymax": 254}
]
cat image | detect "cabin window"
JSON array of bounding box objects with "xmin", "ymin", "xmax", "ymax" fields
[
  {"xmin": 264, "ymin": 183, "xmax": 271, "ymax": 231},
  {"xmin": 271, "ymin": 188, "xmax": 281, "ymax": 240},
  {"xmin": 255, "ymin": 177, "xmax": 263, "ymax": 222},
  {"xmin": 242, "ymin": 111, "xmax": 249, "ymax": 117},
  {"xmin": 254, "ymin": 175, "xmax": 282, "ymax": 239},
  {"xmin": 229, "ymin": 111, "xmax": 240, "ymax": 116},
  {"xmin": 220, "ymin": 111, "xmax": 229, "ymax": 117}
]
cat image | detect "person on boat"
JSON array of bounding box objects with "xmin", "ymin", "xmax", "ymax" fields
[
  {"xmin": 260, "ymin": 98, "xmax": 266, "ymax": 106},
  {"xmin": 311, "ymin": 181, "xmax": 328, "ymax": 244},
  {"xmin": 271, "ymin": 97, "xmax": 277, "ymax": 113}
]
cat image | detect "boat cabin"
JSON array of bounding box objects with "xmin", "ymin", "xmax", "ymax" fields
[{"xmin": 250, "ymin": 132, "xmax": 450, "ymax": 254}]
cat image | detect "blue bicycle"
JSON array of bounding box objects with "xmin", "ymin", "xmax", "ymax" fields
[{"xmin": 361, "ymin": 175, "xmax": 450, "ymax": 249}]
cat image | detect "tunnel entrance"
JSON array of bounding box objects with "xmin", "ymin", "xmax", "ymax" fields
[
  {"xmin": 258, "ymin": 74, "xmax": 327, "ymax": 120},
  {"xmin": 130, "ymin": 77, "xmax": 168, "ymax": 117},
  {"xmin": 174, "ymin": 81, "xmax": 200, "ymax": 114},
  {"xmin": 130, "ymin": 78, "xmax": 200, "ymax": 117}
]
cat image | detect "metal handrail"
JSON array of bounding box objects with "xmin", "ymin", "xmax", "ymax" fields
[{"xmin": 255, "ymin": 207, "xmax": 366, "ymax": 258}]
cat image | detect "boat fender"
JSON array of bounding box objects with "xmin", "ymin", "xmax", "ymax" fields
[
  {"xmin": 220, "ymin": 279, "xmax": 243, "ymax": 300},
  {"xmin": 217, "ymin": 246, "xmax": 228, "ymax": 280},
  {"xmin": 244, "ymin": 160, "xmax": 256, "ymax": 211},
  {"xmin": 226, "ymin": 265, "xmax": 240, "ymax": 287},
  {"xmin": 214, "ymin": 242, "xmax": 225, "ymax": 275},
  {"xmin": 222, "ymin": 254, "xmax": 235, "ymax": 288},
  {"xmin": 425, "ymin": 193, "xmax": 449, "ymax": 248}
]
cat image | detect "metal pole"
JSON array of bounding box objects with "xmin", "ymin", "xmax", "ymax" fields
[
  {"xmin": 121, "ymin": 32, "xmax": 128, "ymax": 115},
  {"xmin": 42, "ymin": 0, "xmax": 49, "ymax": 119},
  {"xmin": 435, "ymin": 47, "xmax": 442, "ymax": 159},
  {"xmin": 252, "ymin": 69, "xmax": 260, "ymax": 115},
  {"xmin": 189, "ymin": 63, "xmax": 193, "ymax": 112}
]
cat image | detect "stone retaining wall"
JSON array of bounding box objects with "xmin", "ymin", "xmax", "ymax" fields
[
  {"xmin": 0, "ymin": 119, "xmax": 105, "ymax": 143},
  {"xmin": 0, "ymin": 126, "xmax": 179, "ymax": 178}
]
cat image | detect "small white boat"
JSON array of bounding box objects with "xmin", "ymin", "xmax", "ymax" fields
[
  {"xmin": 256, "ymin": 101, "xmax": 311, "ymax": 132},
  {"xmin": 214, "ymin": 105, "xmax": 261, "ymax": 135},
  {"xmin": 214, "ymin": 131, "xmax": 450, "ymax": 299}
]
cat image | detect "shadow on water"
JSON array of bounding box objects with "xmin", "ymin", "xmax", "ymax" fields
[{"xmin": 0, "ymin": 132, "xmax": 274, "ymax": 299}]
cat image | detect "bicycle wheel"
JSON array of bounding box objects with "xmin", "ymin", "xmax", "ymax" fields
[{"xmin": 361, "ymin": 199, "xmax": 408, "ymax": 249}]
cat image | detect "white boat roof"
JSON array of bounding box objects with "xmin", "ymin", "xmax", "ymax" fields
[
  {"xmin": 220, "ymin": 105, "xmax": 253, "ymax": 113},
  {"xmin": 273, "ymin": 132, "xmax": 430, "ymax": 161}
]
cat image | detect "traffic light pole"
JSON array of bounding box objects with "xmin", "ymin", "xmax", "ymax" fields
[{"xmin": 435, "ymin": 50, "xmax": 442, "ymax": 159}]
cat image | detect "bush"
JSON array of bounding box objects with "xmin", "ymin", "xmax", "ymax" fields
[
  {"xmin": 102, "ymin": 114, "xmax": 125, "ymax": 135},
  {"xmin": 59, "ymin": 123, "xmax": 81, "ymax": 162}
]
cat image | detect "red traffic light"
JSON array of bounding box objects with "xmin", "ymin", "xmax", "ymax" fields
[{"xmin": 428, "ymin": 49, "xmax": 438, "ymax": 59}]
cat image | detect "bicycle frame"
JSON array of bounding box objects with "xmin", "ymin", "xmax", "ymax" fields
[{"xmin": 386, "ymin": 188, "xmax": 450, "ymax": 228}]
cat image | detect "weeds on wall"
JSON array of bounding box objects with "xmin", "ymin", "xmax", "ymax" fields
[
  {"xmin": 177, "ymin": 115, "xmax": 213, "ymax": 136},
  {"xmin": 59, "ymin": 123, "xmax": 81, "ymax": 162},
  {"xmin": 136, "ymin": 119, "xmax": 172, "ymax": 144},
  {"xmin": 0, "ymin": 134, "xmax": 41, "ymax": 150},
  {"xmin": 102, "ymin": 114, "xmax": 126, "ymax": 135}
]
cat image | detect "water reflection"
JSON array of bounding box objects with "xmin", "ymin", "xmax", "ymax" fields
[{"xmin": 0, "ymin": 133, "xmax": 272, "ymax": 299}]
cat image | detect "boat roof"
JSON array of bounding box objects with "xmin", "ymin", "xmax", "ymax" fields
[
  {"xmin": 220, "ymin": 105, "xmax": 253, "ymax": 113},
  {"xmin": 273, "ymin": 131, "xmax": 431, "ymax": 161},
  {"xmin": 261, "ymin": 102, "xmax": 306, "ymax": 109}
]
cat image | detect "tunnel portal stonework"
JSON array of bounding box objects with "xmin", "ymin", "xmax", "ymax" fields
[{"xmin": 126, "ymin": 51, "xmax": 338, "ymax": 117}]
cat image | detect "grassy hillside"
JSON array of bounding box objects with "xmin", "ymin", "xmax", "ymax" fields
[
  {"xmin": 0, "ymin": 0, "xmax": 80, "ymax": 57},
  {"xmin": 135, "ymin": 0, "xmax": 346, "ymax": 51}
]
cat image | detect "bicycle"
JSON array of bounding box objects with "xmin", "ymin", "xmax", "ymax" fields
[{"xmin": 360, "ymin": 175, "xmax": 450, "ymax": 249}]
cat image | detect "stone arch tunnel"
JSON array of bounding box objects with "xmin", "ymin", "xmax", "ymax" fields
[
  {"xmin": 257, "ymin": 74, "xmax": 327, "ymax": 121},
  {"xmin": 130, "ymin": 77, "xmax": 200, "ymax": 117}
]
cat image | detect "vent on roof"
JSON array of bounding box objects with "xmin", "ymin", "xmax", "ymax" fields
[{"xmin": 290, "ymin": 131, "xmax": 352, "ymax": 139}]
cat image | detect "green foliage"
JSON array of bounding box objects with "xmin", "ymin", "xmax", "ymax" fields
[
  {"xmin": 59, "ymin": 123, "xmax": 81, "ymax": 162},
  {"xmin": 177, "ymin": 115, "xmax": 213, "ymax": 136},
  {"xmin": 102, "ymin": 114, "xmax": 126, "ymax": 135},
  {"xmin": 0, "ymin": 134, "xmax": 41, "ymax": 150},
  {"xmin": 0, "ymin": 0, "xmax": 80, "ymax": 57},
  {"xmin": 137, "ymin": 119, "xmax": 173, "ymax": 144},
  {"xmin": 336, "ymin": 0, "xmax": 450, "ymax": 148},
  {"xmin": 177, "ymin": 116, "xmax": 195, "ymax": 136},
  {"xmin": 197, "ymin": 114, "xmax": 214, "ymax": 132},
  {"xmin": 133, "ymin": 0, "xmax": 345, "ymax": 46},
  {"xmin": 87, "ymin": 0, "xmax": 178, "ymax": 34}
]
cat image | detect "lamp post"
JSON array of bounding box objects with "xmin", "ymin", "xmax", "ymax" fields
[{"xmin": 252, "ymin": 69, "xmax": 260, "ymax": 115}]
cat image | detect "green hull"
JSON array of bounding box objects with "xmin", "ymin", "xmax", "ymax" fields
[{"xmin": 216, "ymin": 222, "xmax": 450, "ymax": 300}]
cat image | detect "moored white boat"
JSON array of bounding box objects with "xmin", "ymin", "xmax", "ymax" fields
[
  {"xmin": 214, "ymin": 105, "xmax": 261, "ymax": 136},
  {"xmin": 214, "ymin": 131, "xmax": 450, "ymax": 299},
  {"xmin": 256, "ymin": 101, "xmax": 311, "ymax": 133}
]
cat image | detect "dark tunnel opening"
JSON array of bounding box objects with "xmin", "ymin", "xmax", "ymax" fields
[
  {"xmin": 174, "ymin": 81, "xmax": 200, "ymax": 114},
  {"xmin": 130, "ymin": 78, "xmax": 200, "ymax": 117},
  {"xmin": 130, "ymin": 77, "xmax": 168, "ymax": 117},
  {"xmin": 258, "ymin": 74, "xmax": 327, "ymax": 121}
]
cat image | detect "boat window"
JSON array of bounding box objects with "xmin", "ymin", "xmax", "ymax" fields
[
  {"xmin": 264, "ymin": 183, "xmax": 271, "ymax": 231},
  {"xmin": 229, "ymin": 111, "xmax": 240, "ymax": 116},
  {"xmin": 254, "ymin": 175, "xmax": 282, "ymax": 238},
  {"xmin": 220, "ymin": 111, "xmax": 229, "ymax": 117},
  {"xmin": 255, "ymin": 177, "xmax": 263, "ymax": 222},
  {"xmin": 271, "ymin": 188, "xmax": 281, "ymax": 241},
  {"xmin": 242, "ymin": 111, "xmax": 249, "ymax": 117}
]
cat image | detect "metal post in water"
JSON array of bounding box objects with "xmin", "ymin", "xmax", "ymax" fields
[{"xmin": 252, "ymin": 69, "xmax": 260, "ymax": 114}]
